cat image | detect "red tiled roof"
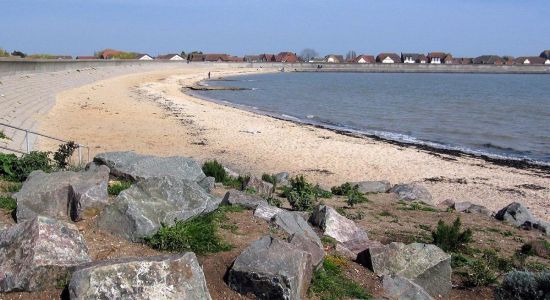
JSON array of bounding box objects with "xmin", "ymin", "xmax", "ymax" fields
[{"xmin": 354, "ymin": 55, "xmax": 375, "ymax": 63}]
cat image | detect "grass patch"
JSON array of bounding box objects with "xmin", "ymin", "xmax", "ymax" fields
[
  {"xmin": 397, "ymin": 201, "xmax": 438, "ymax": 212},
  {"xmin": 336, "ymin": 207, "xmax": 365, "ymax": 220},
  {"xmin": 145, "ymin": 205, "xmax": 243, "ymax": 255},
  {"xmin": 0, "ymin": 130, "xmax": 11, "ymax": 140},
  {"xmin": 0, "ymin": 196, "xmax": 17, "ymax": 211},
  {"xmin": 309, "ymin": 255, "xmax": 371, "ymax": 300},
  {"xmin": 261, "ymin": 173, "xmax": 277, "ymax": 185},
  {"xmin": 202, "ymin": 160, "xmax": 226, "ymax": 182},
  {"xmin": 107, "ymin": 180, "xmax": 132, "ymax": 196},
  {"xmin": 0, "ymin": 181, "xmax": 22, "ymax": 193},
  {"xmin": 321, "ymin": 236, "xmax": 338, "ymax": 248},
  {"xmin": 379, "ymin": 210, "xmax": 395, "ymax": 217}
]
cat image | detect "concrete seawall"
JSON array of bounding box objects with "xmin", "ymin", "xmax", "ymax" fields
[{"xmin": 2, "ymin": 59, "xmax": 550, "ymax": 77}]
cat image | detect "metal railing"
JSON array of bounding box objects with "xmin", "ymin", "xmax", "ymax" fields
[{"xmin": 0, "ymin": 122, "xmax": 91, "ymax": 165}]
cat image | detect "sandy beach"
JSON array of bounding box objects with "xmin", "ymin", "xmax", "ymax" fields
[{"xmin": 36, "ymin": 65, "xmax": 549, "ymax": 220}]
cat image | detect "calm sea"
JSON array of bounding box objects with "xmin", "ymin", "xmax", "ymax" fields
[{"xmin": 195, "ymin": 72, "xmax": 550, "ymax": 164}]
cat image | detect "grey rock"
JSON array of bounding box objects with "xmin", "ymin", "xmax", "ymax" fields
[
  {"xmin": 438, "ymin": 199, "xmax": 455, "ymax": 209},
  {"xmin": 382, "ymin": 274, "xmax": 434, "ymax": 300},
  {"xmin": 15, "ymin": 166, "xmax": 110, "ymax": 222},
  {"xmin": 227, "ymin": 236, "xmax": 313, "ymax": 300},
  {"xmin": 288, "ymin": 233, "xmax": 324, "ymax": 267},
  {"xmin": 198, "ymin": 176, "xmax": 215, "ymax": 193},
  {"xmin": 453, "ymin": 201, "xmax": 472, "ymax": 212},
  {"xmin": 94, "ymin": 151, "xmax": 205, "ymax": 182},
  {"xmin": 465, "ymin": 204, "xmax": 493, "ymax": 217},
  {"xmin": 245, "ymin": 176, "xmax": 273, "ymax": 198},
  {"xmin": 69, "ymin": 253, "xmax": 211, "ymax": 300},
  {"xmin": 97, "ymin": 176, "xmax": 221, "ymax": 242},
  {"xmin": 0, "ymin": 216, "xmax": 91, "ymax": 292},
  {"xmin": 534, "ymin": 221, "xmax": 550, "ymax": 236},
  {"xmin": 353, "ymin": 180, "xmax": 391, "ymax": 193},
  {"xmin": 275, "ymin": 172, "xmax": 290, "ymax": 185},
  {"xmin": 223, "ymin": 166, "xmax": 239, "ymax": 178},
  {"xmin": 0, "ymin": 221, "xmax": 7, "ymax": 233},
  {"xmin": 390, "ymin": 183, "xmax": 433, "ymax": 205},
  {"xmin": 495, "ymin": 202, "xmax": 536, "ymax": 227},
  {"xmin": 363, "ymin": 242, "xmax": 451, "ymax": 298},
  {"xmin": 309, "ymin": 205, "xmax": 369, "ymax": 244},
  {"xmin": 254, "ymin": 203, "xmax": 284, "ymax": 221},
  {"xmin": 221, "ymin": 189, "xmax": 267, "ymax": 209},
  {"xmin": 272, "ymin": 211, "xmax": 323, "ymax": 248}
]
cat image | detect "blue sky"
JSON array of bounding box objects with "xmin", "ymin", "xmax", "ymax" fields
[{"xmin": 0, "ymin": 0, "xmax": 548, "ymax": 57}]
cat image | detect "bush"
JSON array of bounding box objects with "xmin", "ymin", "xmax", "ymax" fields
[
  {"xmin": 309, "ymin": 255, "xmax": 370, "ymax": 300},
  {"xmin": 283, "ymin": 176, "xmax": 332, "ymax": 211},
  {"xmin": 0, "ymin": 151, "xmax": 52, "ymax": 182},
  {"xmin": 431, "ymin": 217, "xmax": 473, "ymax": 252},
  {"xmin": 0, "ymin": 48, "xmax": 9, "ymax": 57},
  {"xmin": 108, "ymin": 180, "xmax": 132, "ymax": 196},
  {"xmin": 464, "ymin": 259, "xmax": 497, "ymax": 287},
  {"xmin": 202, "ymin": 160, "xmax": 226, "ymax": 182},
  {"xmin": 267, "ymin": 197, "xmax": 282, "ymax": 207},
  {"xmin": 145, "ymin": 206, "xmax": 242, "ymax": 255},
  {"xmin": 0, "ymin": 130, "xmax": 10, "ymax": 140},
  {"xmin": 261, "ymin": 173, "xmax": 277, "ymax": 185},
  {"xmin": 53, "ymin": 141, "xmax": 78, "ymax": 169},
  {"xmin": 223, "ymin": 175, "xmax": 250, "ymax": 191},
  {"xmin": 332, "ymin": 182, "xmax": 368, "ymax": 207},
  {"xmin": 0, "ymin": 196, "xmax": 17, "ymax": 211},
  {"xmin": 495, "ymin": 271, "xmax": 550, "ymax": 300}
]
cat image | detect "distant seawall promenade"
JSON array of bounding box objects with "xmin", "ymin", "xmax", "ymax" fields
[{"xmin": 1, "ymin": 59, "xmax": 550, "ymax": 77}]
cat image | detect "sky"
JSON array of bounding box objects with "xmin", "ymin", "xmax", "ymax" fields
[{"xmin": 0, "ymin": 0, "xmax": 548, "ymax": 57}]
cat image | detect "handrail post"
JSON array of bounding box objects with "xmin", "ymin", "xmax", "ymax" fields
[
  {"xmin": 78, "ymin": 145, "xmax": 82, "ymax": 166},
  {"xmin": 25, "ymin": 130, "xmax": 30, "ymax": 153}
]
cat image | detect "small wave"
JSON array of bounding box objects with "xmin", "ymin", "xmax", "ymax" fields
[
  {"xmin": 281, "ymin": 114, "xmax": 301, "ymax": 121},
  {"xmin": 306, "ymin": 115, "xmax": 315, "ymax": 119}
]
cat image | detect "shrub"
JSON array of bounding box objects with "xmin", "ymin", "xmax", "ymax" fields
[
  {"xmin": 145, "ymin": 206, "xmax": 241, "ymax": 255},
  {"xmin": 331, "ymin": 182, "xmax": 354, "ymax": 195},
  {"xmin": 309, "ymin": 255, "xmax": 370, "ymax": 300},
  {"xmin": 202, "ymin": 160, "xmax": 226, "ymax": 182},
  {"xmin": 267, "ymin": 197, "xmax": 282, "ymax": 207},
  {"xmin": 53, "ymin": 141, "xmax": 78, "ymax": 169},
  {"xmin": 0, "ymin": 48, "xmax": 9, "ymax": 57},
  {"xmin": 0, "ymin": 151, "xmax": 52, "ymax": 182},
  {"xmin": 0, "ymin": 130, "xmax": 10, "ymax": 140},
  {"xmin": 332, "ymin": 182, "xmax": 367, "ymax": 207},
  {"xmin": 283, "ymin": 176, "xmax": 332, "ymax": 211},
  {"xmin": 464, "ymin": 259, "xmax": 497, "ymax": 287},
  {"xmin": 495, "ymin": 271, "xmax": 550, "ymax": 300},
  {"xmin": 431, "ymin": 217, "xmax": 473, "ymax": 252},
  {"xmin": 0, "ymin": 196, "xmax": 17, "ymax": 211},
  {"xmin": 261, "ymin": 173, "xmax": 277, "ymax": 185},
  {"xmin": 108, "ymin": 180, "xmax": 132, "ymax": 196}
]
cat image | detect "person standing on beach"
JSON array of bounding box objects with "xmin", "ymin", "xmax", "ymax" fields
[{"xmin": 208, "ymin": 72, "xmax": 211, "ymax": 79}]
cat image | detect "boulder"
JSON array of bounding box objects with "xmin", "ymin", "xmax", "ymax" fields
[
  {"xmin": 221, "ymin": 189, "xmax": 267, "ymax": 209},
  {"xmin": 227, "ymin": 236, "xmax": 313, "ymax": 300},
  {"xmin": 0, "ymin": 216, "xmax": 91, "ymax": 292},
  {"xmin": 453, "ymin": 201, "xmax": 473, "ymax": 212},
  {"xmin": 97, "ymin": 176, "xmax": 221, "ymax": 242},
  {"xmin": 94, "ymin": 151, "xmax": 205, "ymax": 182},
  {"xmin": 275, "ymin": 172, "xmax": 290, "ymax": 185},
  {"xmin": 534, "ymin": 221, "xmax": 550, "ymax": 236},
  {"xmin": 254, "ymin": 203, "xmax": 284, "ymax": 221},
  {"xmin": 309, "ymin": 205, "xmax": 369, "ymax": 244},
  {"xmin": 288, "ymin": 233, "xmax": 324, "ymax": 267},
  {"xmin": 353, "ymin": 180, "xmax": 391, "ymax": 193},
  {"xmin": 363, "ymin": 242, "xmax": 451, "ymax": 298},
  {"xmin": 245, "ymin": 176, "xmax": 273, "ymax": 198},
  {"xmin": 495, "ymin": 202, "xmax": 536, "ymax": 227},
  {"xmin": 15, "ymin": 166, "xmax": 110, "ymax": 222},
  {"xmin": 465, "ymin": 204, "xmax": 493, "ymax": 217},
  {"xmin": 69, "ymin": 253, "xmax": 211, "ymax": 300},
  {"xmin": 382, "ymin": 275, "xmax": 434, "ymax": 300},
  {"xmin": 223, "ymin": 166, "xmax": 239, "ymax": 178},
  {"xmin": 390, "ymin": 184, "xmax": 433, "ymax": 205},
  {"xmin": 272, "ymin": 211, "xmax": 323, "ymax": 249},
  {"xmin": 438, "ymin": 199, "xmax": 455, "ymax": 209},
  {"xmin": 198, "ymin": 176, "xmax": 215, "ymax": 193}
]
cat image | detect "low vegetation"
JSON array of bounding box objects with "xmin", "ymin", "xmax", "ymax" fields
[
  {"xmin": 0, "ymin": 152, "xmax": 52, "ymax": 182},
  {"xmin": 432, "ymin": 217, "xmax": 473, "ymax": 252},
  {"xmin": 52, "ymin": 141, "xmax": 78, "ymax": 169},
  {"xmin": 0, "ymin": 130, "xmax": 11, "ymax": 140},
  {"xmin": 398, "ymin": 201, "xmax": 438, "ymax": 212},
  {"xmin": 0, "ymin": 48, "xmax": 9, "ymax": 57},
  {"xmin": 282, "ymin": 175, "xmax": 331, "ymax": 211},
  {"xmin": 0, "ymin": 181, "xmax": 22, "ymax": 193},
  {"xmin": 0, "ymin": 196, "xmax": 17, "ymax": 211},
  {"xmin": 331, "ymin": 183, "xmax": 368, "ymax": 207},
  {"xmin": 309, "ymin": 255, "xmax": 371, "ymax": 300},
  {"xmin": 145, "ymin": 205, "xmax": 243, "ymax": 255},
  {"xmin": 495, "ymin": 271, "xmax": 550, "ymax": 300},
  {"xmin": 261, "ymin": 173, "xmax": 277, "ymax": 185},
  {"xmin": 108, "ymin": 180, "xmax": 132, "ymax": 196},
  {"xmin": 202, "ymin": 160, "xmax": 249, "ymax": 190}
]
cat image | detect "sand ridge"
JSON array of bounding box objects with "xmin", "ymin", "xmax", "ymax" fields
[{"xmin": 37, "ymin": 65, "xmax": 550, "ymax": 220}]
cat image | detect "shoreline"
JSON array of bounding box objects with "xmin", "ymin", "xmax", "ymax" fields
[
  {"xmin": 187, "ymin": 77, "xmax": 550, "ymax": 175},
  {"xmin": 34, "ymin": 66, "xmax": 550, "ymax": 220}
]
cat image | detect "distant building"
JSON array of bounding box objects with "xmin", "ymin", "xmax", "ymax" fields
[
  {"xmin": 452, "ymin": 57, "xmax": 473, "ymax": 65},
  {"xmin": 473, "ymin": 55, "xmax": 503, "ymax": 65},
  {"xmin": 427, "ymin": 52, "xmax": 450, "ymax": 64},
  {"xmin": 188, "ymin": 53, "xmax": 205, "ymax": 61},
  {"xmin": 100, "ymin": 49, "xmax": 123, "ymax": 59},
  {"xmin": 376, "ymin": 53, "xmax": 400, "ymax": 64},
  {"xmin": 401, "ymin": 53, "xmax": 426, "ymax": 64},
  {"xmin": 135, "ymin": 54, "xmax": 153, "ymax": 60},
  {"xmin": 354, "ymin": 55, "xmax": 375, "ymax": 64},
  {"xmin": 156, "ymin": 54, "xmax": 183, "ymax": 60},
  {"xmin": 515, "ymin": 56, "xmax": 546, "ymax": 65},
  {"xmin": 275, "ymin": 52, "xmax": 300, "ymax": 63},
  {"xmin": 203, "ymin": 54, "xmax": 231, "ymax": 62},
  {"xmin": 244, "ymin": 55, "xmax": 261, "ymax": 62},
  {"xmin": 76, "ymin": 56, "xmax": 99, "ymax": 60},
  {"xmin": 324, "ymin": 54, "xmax": 344, "ymax": 63},
  {"xmin": 259, "ymin": 54, "xmax": 276, "ymax": 62},
  {"xmin": 540, "ymin": 50, "xmax": 550, "ymax": 59}
]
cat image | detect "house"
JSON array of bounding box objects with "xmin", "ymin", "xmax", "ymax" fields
[
  {"xmin": 204, "ymin": 54, "xmax": 231, "ymax": 62},
  {"xmin": 515, "ymin": 56, "xmax": 546, "ymax": 65},
  {"xmin": 376, "ymin": 53, "xmax": 400, "ymax": 64},
  {"xmin": 401, "ymin": 53, "xmax": 426, "ymax": 64},
  {"xmin": 308, "ymin": 57, "xmax": 326, "ymax": 63},
  {"xmin": 275, "ymin": 52, "xmax": 300, "ymax": 63},
  {"xmin": 244, "ymin": 55, "xmax": 261, "ymax": 62},
  {"xmin": 473, "ymin": 55, "xmax": 503, "ymax": 65},
  {"xmin": 324, "ymin": 54, "xmax": 344, "ymax": 63},
  {"xmin": 76, "ymin": 56, "xmax": 99, "ymax": 60},
  {"xmin": 427, "ymin": 52, "xmax": 451, "ymax": 64},
  {"xmin": 188, "ymin": 53, "xmax": 205, "ymax": 61},
  {"xmin": 540, "ymin": 50, "xmax": 550, "ymax": 59},
  {"xmin": 452, "ymin": 57, "xmax": 473, "ymax": 65},
  {"xmin": 354, "ymin": 55, "xmax": 375, "ymax": 64},
  {"xmin": 100, "ymin": 49, "xmax": 123, "ymax": 59},
  {"xmin": 135, "ymin": 54, "xmax": 153, "ymax": 60},
  {"xmin": 156, "ymin": 54, "xmax": 183, "ymax": 60},
  {"xmin": 259, "ymin": 54, "xmax": 276, "ymax": 62}
]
